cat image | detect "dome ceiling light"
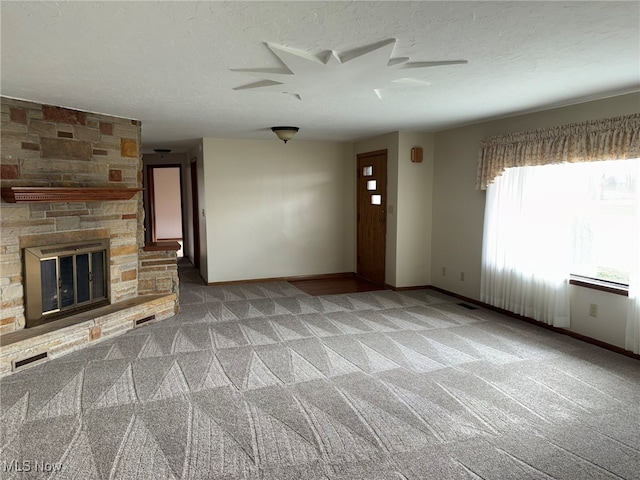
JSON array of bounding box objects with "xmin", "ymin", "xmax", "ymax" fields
[{"xmin": 271, "ymin": 126, "xmax": 299, "ymax": 144}]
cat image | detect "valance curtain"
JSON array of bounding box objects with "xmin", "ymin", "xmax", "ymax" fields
[{"xmin": 477, "ymin": 113, "xmax": 640, "ymax": 190}]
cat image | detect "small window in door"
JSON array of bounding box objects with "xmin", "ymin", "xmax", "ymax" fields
[
  {"xmin": 367, "ymin": 180, "xmax": 377, "ymax": 191},
  {"xmin": 363, "ymin": 166, "xmax": 373, "ymax": 176},
  {"xmin": 371, "ymin": 194, "xmax": 382, "ymax": 205}
]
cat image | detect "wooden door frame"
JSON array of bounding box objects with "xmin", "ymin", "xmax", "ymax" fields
[
  {"xmin": 356, "ymin": 149, "xmax": 387, "ymax": 285},
  {"xmin": 190, "ymin": 157, "xmax": 200, "ymax": 269},
  {"xmin": 146, "ymin": 164, "xmax": 184, "ymax": 243}
]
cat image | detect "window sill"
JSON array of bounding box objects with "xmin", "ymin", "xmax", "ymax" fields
[{"xmin": 569, "ymin": 275, "xmax": 629, "ymax": 297}]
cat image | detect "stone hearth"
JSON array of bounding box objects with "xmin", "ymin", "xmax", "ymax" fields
[{"xmin": 0, "ymin": 97, "xmax": 180, "ymax": 376}]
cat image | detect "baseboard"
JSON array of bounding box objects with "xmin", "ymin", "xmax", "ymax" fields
[
  {"xmin": 425, "ymin": 285, "xmax": 640, "ymax": 361},
  {"xmin": 207, "ymin": 272, "xmax": 355, "ymax": 286},
  {"xmin": 386, "ymin": 284, "xmax": 430, "ymax": 291}
]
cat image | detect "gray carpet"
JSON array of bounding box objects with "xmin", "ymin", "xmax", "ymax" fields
[{"xmin": 1, "ymin": 262, "xmax": 640, "ymax": 479}]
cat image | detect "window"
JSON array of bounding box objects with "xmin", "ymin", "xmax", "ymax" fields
[
  {"xmin": 478, "ymin": 114, "xmax": 639, "ymax": 326},
  {"xmin": 571, "ymin": 160, "xmax": 638, "ymax": 285},
  {"xmin": 486, "ymin": 159, "xmax": 638, "ymax": 288}
]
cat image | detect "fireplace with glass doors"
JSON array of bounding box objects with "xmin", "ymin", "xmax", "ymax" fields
[{"xmin": 24, "ymin": 239, "xmax": 110, "ymax": 328}]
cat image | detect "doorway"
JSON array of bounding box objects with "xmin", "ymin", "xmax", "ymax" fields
[
  {"xmin": 356, "ymin": 150, "xmax": 387, "ymax": 285},
  {"xmin": 147, "ymin": 165, "xmax": 184, "ymax": 257},
  {"xmin": 190, "ymin": 157, "xmax": 200, "ymax": 269}
]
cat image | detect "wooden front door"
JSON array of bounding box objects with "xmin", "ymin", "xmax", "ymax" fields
[{"xmin": 357, "ymin": 150, "xmax": 387, "ymax": 285}]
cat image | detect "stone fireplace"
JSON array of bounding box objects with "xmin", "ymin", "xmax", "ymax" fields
[{"xmin": 0, "ymin": 97, "xmax": 180, "ymax": 376}]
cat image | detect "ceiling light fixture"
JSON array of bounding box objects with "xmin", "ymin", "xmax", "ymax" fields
[
  {"xmin": 153, "ymin": 148, "xmax": 172, "ymax": 156},
  {"xmin": 271, "ymin": 126, "xmax": 299, "ymax": 144}
]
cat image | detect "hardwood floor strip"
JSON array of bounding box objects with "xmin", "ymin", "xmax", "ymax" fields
[{"xmin": 290, "ymin": 276, "xmax": 387, "ymax": 296}]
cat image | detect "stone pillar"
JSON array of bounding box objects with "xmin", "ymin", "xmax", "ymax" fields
[{"xmin": 139, "ymin": 242, "xmax": 181, "ymax": 314}]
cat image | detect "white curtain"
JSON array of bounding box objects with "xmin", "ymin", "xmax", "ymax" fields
[
  {"xmin": 626, "ymin": 160, "xmax": 640, "ymax": 354},
  {"xmin": 481, "ymin": 164, "xmax": 578, "ymax": 327}
]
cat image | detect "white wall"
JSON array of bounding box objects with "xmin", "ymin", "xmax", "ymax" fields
[
  {"xmin": 397, "ymin": 132, "xmax": 434, "ymax": 288},
  {"xmin": 431, "ymin": 92, "xmax": 640, "ymax": 348},
  {"xmin": 570, "ymin": 286, "xmax": 629, "ymax": 348},
  {"xmin": 201, "ymin": 138, "xmax": 354, "ymax": 283}
]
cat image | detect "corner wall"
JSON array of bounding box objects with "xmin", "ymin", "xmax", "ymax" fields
[{"xmin": 396, "ymin": 132, "xmax": 434, "ymax": 288}]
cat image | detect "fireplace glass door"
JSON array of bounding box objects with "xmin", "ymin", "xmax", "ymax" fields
[
  {"xmin": 25, "ymin": 240, "xmax": 110, "ymax": 327},
  {"xmin": 40, "ymin": 252, "xmax": 107, "ymax": 315}
]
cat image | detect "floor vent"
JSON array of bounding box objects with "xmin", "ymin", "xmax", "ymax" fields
[
  {"xmin": 13, "ymin": 351, "xmax": 48, "ymax": 371},
  {"xmin": 457, "ymin": 302, "xmax": 479, "ymax": 310},
  {"xmin": 135, "ymin": 315, "xmax": 156, "ymax": 327}
]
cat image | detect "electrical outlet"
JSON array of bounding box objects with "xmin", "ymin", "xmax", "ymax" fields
[
  {"xmin": 442, "ymin": 267, "xmax": 446, "ymax": 276},
  {"xmin": 589, "ymin": 303, "xmax": 598, "ymax": 317},
  {"xmin": 460, "ymin": 272, "xmax": 465, "ymax": 281}
]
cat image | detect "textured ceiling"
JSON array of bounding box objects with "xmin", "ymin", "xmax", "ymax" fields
[{"xmin": 1, "ymin": 1, "xmax": 639, "ymax": 152}]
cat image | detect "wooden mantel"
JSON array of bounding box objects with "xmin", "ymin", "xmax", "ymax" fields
[{"xmin": 1, "ymin": 187, "xmax": 143, "ymax": 203}]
